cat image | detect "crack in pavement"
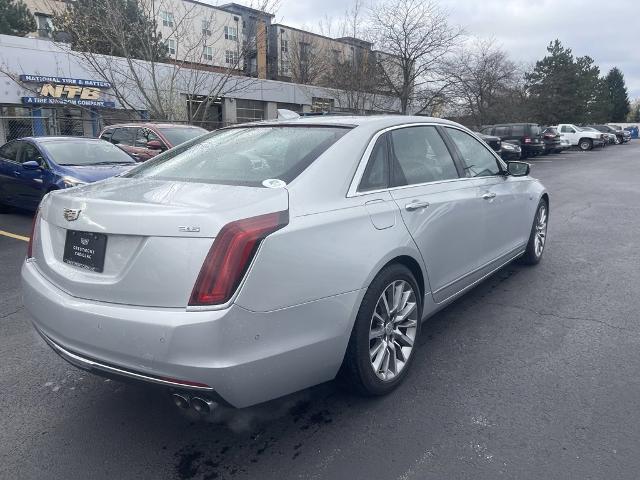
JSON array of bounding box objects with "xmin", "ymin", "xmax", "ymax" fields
[
  {"xmin": 0, "ymin": 306, "xmax": 24, "ymax": 319},
  {"xmin": 486, "ymin": 301, "xmax": 639, "ymax": 334}
]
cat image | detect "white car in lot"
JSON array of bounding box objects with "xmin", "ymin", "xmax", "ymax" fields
[
  {"xmin": 554, "ymin": 124, "xmax": 605, "ymax": 151},
  {"xmin": 22, "ymin": 116, "xmax": 549, "ymax": 411}
]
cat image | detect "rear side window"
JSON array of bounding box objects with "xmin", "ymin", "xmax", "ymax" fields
[
  {"xmin": 511, "ymin": 125, "xmax": 525, "ymax": 136},
  {"xmin": 125, "ymin": 126, "xmax": 350, "ymax": 186},
  {"xmin": 446, "ymin": 128, "xmax": 501, "ymax": 177},
  {"xmin": 0, "ymin": 142, "xmax": 19, "ymax": 162},
  {"xmin": 389, "ymin": 126, "xmax": 459, "ymax": 186},
  {"xmin": 110, "ymin": 128, "xmax": 135, "ymax": 146},
  {"xmin": 359, "ymin": 135, "xmax": 389, "ymax": 192},
  {"xmin": 494, "ymin": 126, "xmax": 509, "ymax": 137}
]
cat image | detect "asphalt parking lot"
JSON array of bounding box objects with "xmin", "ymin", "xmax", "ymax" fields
[{"xmin": 2, "ymin": 142, "xmax": 640, "ymax": 480}]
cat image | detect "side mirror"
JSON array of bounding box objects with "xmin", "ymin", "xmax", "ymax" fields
[
  {"xmin": 146, "ymin": 140, "xmax": 165, "ymax": 151},
  {"xmin": 22, "ymin": 160, "xmax": 41, "ymax": 170},
  {"xmin": 507, "ymin": 161, "xmax": 530, "ymax": 177}
]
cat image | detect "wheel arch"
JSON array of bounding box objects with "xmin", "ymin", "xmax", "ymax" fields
[{"xmin": 381, "ymin": 255, "xmax": 426, "ymax": 304}]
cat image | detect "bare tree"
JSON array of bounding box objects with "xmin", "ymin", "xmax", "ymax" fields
[
  {"xmin": 47, "ymin": 0, "xmax": 279, "ymax": 125},
  {"xmin": 441, "ymin": 39, "xmax": 522, "ymax": 127},
  {"xmin": 286, "ymin": 32, "xmax": 331, "ymax": 86},
  {"xmin": 368, "ymin": 0, "xmax": 463, "ymax": 114}
]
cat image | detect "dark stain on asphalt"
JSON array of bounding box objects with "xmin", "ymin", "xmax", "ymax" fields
[
  {"xmin": 175, "ymin": 446, "xmax": 203, "ymax": 479},
  {"xmin": 289, "ymin": 400, "xmax": 311, "ymax": 422}
]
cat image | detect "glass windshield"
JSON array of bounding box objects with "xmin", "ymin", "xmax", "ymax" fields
[
  {"xmin": 125, "ymin": 126, "xmax": 350, "ymax": 186},
  {"xmin": 157, "ymin": 126, "xmax": 208, "ymax": 146},
  {"xmin": 42, "ymin": 140, "xmax": 136, "ymax": 166}
]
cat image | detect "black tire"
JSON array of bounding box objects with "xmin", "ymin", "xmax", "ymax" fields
[
  {"xmin": 340, "ymin": 263, "xmax": 422, "ymax": 396},
  {"xmin": 615, "ymin": 136, "xmax": 621, "ymax": 145},
  {"xmin": 519, "ymin": 199, "xmax": 548, "ymax": 265},
  {"xmin": 578, "ymin": 138, "xmax": 593, "ymax": 151}
]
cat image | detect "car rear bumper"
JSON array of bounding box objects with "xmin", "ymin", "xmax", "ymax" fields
[{"xmin": 22, "ymin": 260, "xmax": 360, "ymax": 408}]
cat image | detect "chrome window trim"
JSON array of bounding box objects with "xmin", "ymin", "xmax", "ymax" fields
[{"xmin": 347, "ymin": 122, "xmax": 508, "ymax": 198}]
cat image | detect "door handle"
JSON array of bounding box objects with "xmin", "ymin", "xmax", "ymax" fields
[
  {"xmin": 13, "ymin": 171, "xmax": 21, "ymax": 176},
  {"xmin": 482, "ymin": 192, "xmax": 496, "ymax": 200},
  {"xmin": 405, "ymin": 200, "xmax": 430, "ymax": 211}
]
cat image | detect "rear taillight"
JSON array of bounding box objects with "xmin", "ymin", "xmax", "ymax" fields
[
  {"xmin": 26, "ymin": 208, "xmax": 40, "ymax": 259},
  {"xmin": 189, "ymin": 211, "xmax": 289, "ymax": 306},
  {"xmin": 523, "ymin": 137, "xmax": 532, "ymax": 143}
]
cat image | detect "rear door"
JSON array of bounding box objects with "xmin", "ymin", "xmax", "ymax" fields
[
  {"xmin": 445, "ymin": 127, "xmax": 530, "ymax": 265},
  {"xmin": 388, "ymin": 125, "xmax": 486, "ymax": 303},
  {"xmin": 0, "ymin": 141, "xmax": 21, "ymax": 205}
]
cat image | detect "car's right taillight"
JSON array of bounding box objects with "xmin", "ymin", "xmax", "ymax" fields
[
  {"xmin": 523, "ymin": 136, "xmax": 532, "ymax": 143},
  {"xmin": 188, "ymin": 211, "xmax": 289, "ymax": 307},
  {"xmin": 26, "ymin": 208, "xmax": 40, "ymax": 259}
]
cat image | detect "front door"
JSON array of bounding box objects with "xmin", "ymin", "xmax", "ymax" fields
[
  {"xmin": 444, "ymin": 127, "xmax": 530, "ymax": 267},
  {"xmin": 387, "ymin": 125, "xmax": 487, "ymax": 304},
  {"xmin": 12, "ymin": 142, "xmax": 47, "ymax": 209}
]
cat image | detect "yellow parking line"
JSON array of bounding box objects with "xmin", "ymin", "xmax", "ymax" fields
[{"xmin": 0, "ymin": 230, "xmax": 29, "ymax": 242}]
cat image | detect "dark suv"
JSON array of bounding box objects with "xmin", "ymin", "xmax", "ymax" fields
[
  {"xmin": 99, "ymin": 123, "xmax": 208, "ymax": 161},
  {"xmin": 481, "ymin": 123, "xmax": 544, "ymax": 158}
]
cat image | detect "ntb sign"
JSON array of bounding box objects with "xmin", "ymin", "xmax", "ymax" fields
[{"xmin": 20, "ymin": 74, "xmax": 116, "ymax": 108}]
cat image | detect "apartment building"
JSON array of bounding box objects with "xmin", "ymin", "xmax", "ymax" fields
[{"xmin": 22, "ymin": 0, "xmax": 66, "ymax": 39}]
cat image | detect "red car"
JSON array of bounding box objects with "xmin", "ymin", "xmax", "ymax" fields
[{"xmin": 99, "ymin": 123, "xmax": 208, "ymax": 161}]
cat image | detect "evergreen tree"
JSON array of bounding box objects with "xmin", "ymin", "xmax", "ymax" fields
[
  {"xmin": 0, "ymin": 0, "xmax": 36, "ymax": 36},
  {"xmin": 525, "ymin": 40, "xmax": 581, "ymax": 125},
  {"xmin": 606, "ymin": 67, "xmax": 630, "ymax": 122}
]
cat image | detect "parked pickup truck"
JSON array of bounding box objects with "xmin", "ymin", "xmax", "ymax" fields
[{"xmin": 553, "ymin": 124, "xmax": 605, "ymax": 151}]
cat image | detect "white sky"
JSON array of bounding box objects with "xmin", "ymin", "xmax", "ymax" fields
[{"xmin": 229, "ymin": 0, "xmax": 640, "ymax": 99}]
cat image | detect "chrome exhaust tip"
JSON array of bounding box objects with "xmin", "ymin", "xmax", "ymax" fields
[
  {"xmin": 172, "ymin": 393, "xmax": 191, "ymax": 409},
  {"xmin": 191, "ymin": 397, "xmax": 217, "ymax": 415}
]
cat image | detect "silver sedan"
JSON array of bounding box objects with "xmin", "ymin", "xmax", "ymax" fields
[{"xmin": 22, "ymin": 116, "xmax": 548, "ymax": 410}]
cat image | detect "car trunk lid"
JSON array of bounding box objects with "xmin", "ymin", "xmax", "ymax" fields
[{"xmin": 33, "ymin": 177, "xmax": 288, "ymax": 308}]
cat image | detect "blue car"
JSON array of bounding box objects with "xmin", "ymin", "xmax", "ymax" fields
[{"xmin": 0, "ymin": 137, "xmax": 136, "ymax": 211}]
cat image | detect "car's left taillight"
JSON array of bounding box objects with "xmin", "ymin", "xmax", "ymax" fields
[
  {"xmin": 26, "ymin": 208, "xmax": 40, "ymax": 259},
  {"xmin": 188, "ymin": 211, "xmax": 289, "ymax": 307}
]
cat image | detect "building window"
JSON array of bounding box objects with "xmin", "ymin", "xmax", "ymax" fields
[
  {"xmin": 224, "ymin": 25, "xmax": 238, "ymax": 41},
  {"xmin": 202, "ymin": 20, "xmax": 211, "ymax": 36},
  {"xmin": 299, "ymin": 42, "xmax": 311, "ymax": 63},
  {"xmin": 166, "ymin": 38, "xmax": 176, "ymax": 55},
  {"xmin": 161, "ymin": 11, "xmax": 174, "ymax": 28},
  {"xmin": 312, "ymin": 97, "xmax": 334, "ymax": 113},
  {"xmin": 225, "ymin": 50, "xmax": 239, "ymax": 65},
  {"xmin": 280, "ymin": 59, "xmax": 291, "ymax": 76},
  {"xmin": 35, "ymin": 14, "xmax": 54, "ymax": 38},
  {"xmin": 236, "ymin": 99, "xmax": 265, "ymax": 123},
  {"xmin": 203, "ymin": 46, "xmax": 213, "ymax": 62},
  {"xmin": 281, "ymin": 39, "xmax": 289, "ymax": 54}
]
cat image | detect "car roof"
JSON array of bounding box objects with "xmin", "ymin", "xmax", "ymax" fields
[
  {"xmin": 18, "ymin": 136, "xmax": 107, "ymax": 144},
  {"xmin": 231, "ymin": 115, "xmax": 462, "ymax": 130},
  {"xmin": 102, "ymin": 123, "xmax": 206, "ymax": 129}
]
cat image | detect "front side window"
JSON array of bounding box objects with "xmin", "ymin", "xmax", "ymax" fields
[
  {"xmin": 110, "ymin": 128, "xmax": 135, "ymax": 146},
  {"xmin": 560, "ymin": 125, "xmax": 575, "ymax": 133},
  {"xmin": 494, "ymin": 126, "xmax": 509, "ymax": 137},
  {"xmin": 124, "ymin": 126, "xmax": 350, "ymax": 187},
  {"xmin": 20, "ymin": 143, "xmax": 44, "ymax": 164},
  {"xmin": 389, "ymin": 126, "xmax": 459, "ymax": 186},
  {"xmin": 446, "ymin": 128, "xmax": 501, "ymax": 178},
  {"xmin": 359, "ymin": 135, "xmax": 389, "ymax": 192}
]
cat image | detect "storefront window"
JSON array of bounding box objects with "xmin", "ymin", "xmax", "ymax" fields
[{"xmin": 236, "ymin": 99, "xmax": 265, "ymax": 124}]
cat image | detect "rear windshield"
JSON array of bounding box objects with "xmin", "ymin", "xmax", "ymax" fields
[
  {"xmin": 157, "ymin": 126, "xmax": 208, "ymax": 146},
  {"xmin": 125, "ymin": 125, "xmax": 350, "ymax": 186},
  {"xmin": 530, "ymin": 125, "xmax": 541, "ymax": 136},
  {"xmin": 42, "ymin": 140, "xmax": 136, "ymax": 166}
]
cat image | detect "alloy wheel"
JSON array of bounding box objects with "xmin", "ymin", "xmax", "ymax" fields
[
  {"xmin": 369, "ymin": 281, "xmax": 418, "ymax": 381},
  {"xmin": 534, "ymin": 204, "xmax": 548, "ymax": 258}
]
